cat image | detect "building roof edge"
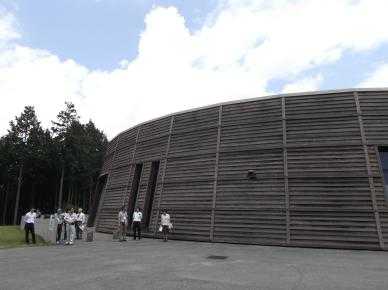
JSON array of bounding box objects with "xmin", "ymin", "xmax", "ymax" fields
[{"xmin": 111, "ymin": 87, "xmax": 388, "ymax": 142}]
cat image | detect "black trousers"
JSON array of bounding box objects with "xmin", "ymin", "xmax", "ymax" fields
[
  {"xmin": 75, "ymin": 221, "xmax": 82, "ymax": 239},
  {"xmin": 132, "ymin": 221, "xmax": 141, "ymax": 239},
  {"xmin": 162, "ymin": 225, "xmax": 169, "ymax": 241},
  {"xmin": 63, "ymin": 223, "xmax": 67, "ymax": 240},
  {"xmin": 56, "ymin": 224, "xmax": 63, "ymax": 242},
  {"xmin": 25, "ymin": 223, "xmax": 36, "ymax": 244}
]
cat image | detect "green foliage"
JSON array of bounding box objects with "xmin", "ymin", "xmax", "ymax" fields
[
  {"xmin": 0, "ymin": 103, "xmax": 108, "ymax": 225},
  {"xmin": 51, "ymin": 102, "xmax": 80, "ymax": 137}
]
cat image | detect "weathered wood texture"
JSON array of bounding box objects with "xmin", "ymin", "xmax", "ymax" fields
[{"xmin": 96, "ymin": 89, "xmax": 388, "ymax": 250}]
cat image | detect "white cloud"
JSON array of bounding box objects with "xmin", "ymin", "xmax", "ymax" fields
[
  {"xmin": 281, "ymin": 74, "xmax": 323, "ymax": 93},
  {"xmin": 0, "ymin": 9, "xmax": 19, "ymax": 45},
  {"xmin": 0, "ymin": 45, "xmax": 89, "ymax": 135},
  {"xmin": 359, "ymin": 64, "xmax": 388, "ymax": 88},
  {"xmin": 1, "ymin": 1, "xmax": 388, "ymax": 139}
]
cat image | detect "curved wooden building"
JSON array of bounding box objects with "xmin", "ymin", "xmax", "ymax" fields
[{"xmin": 93, "ymin": 88, "xmax": 388, "ymax": 250}]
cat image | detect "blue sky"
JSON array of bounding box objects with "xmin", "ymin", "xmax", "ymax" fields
[
  {"xmin": 1, "ymin": 0, "xmax": 388, "ymax": 138},
  {"xmin": 7, "ymin": 0, "xmax": 218, "ymax": 70}
]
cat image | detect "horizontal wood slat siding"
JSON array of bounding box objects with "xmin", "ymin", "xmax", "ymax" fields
[
  {"xmin": 96, "ymin": 136, "xmax": 120, "ymax": 232},
  {"xmin": 97, "ymin": 129, "xmax": 137, "ymax": 232},
  {"xmin": 221, "ymin": 99, "xmax": 282, "ymax": 152},
  {"xmin": 153, "ymin": 109, "xmax": 218, "ymax": 240},
  {"xmin": 355, "ymin": 91, "xmax": 384, "ymax": 249},
  {"xmin": 135, "ymin": 161, "xmax": 151, "ymax": 210},
  {"xmin": 101, "ymin": 153, "xmax": 113, "ymax": 175},
  {"xmin": 287, "ymin": 146, "xmax": 367, "ymax": 177},
  {"xmin": 359, "ymin": 91, "xmax": 388, "ymax": 145},
  {"xmin": 358, "ymin": 91, "xmax": 388, "ymax": 247},
  {"xmin": 152, "ymin": 117, "xmax": 174, "ymax": 236},
  {"xmin": 214, "ymin": 209, "xmax": 286, "ymax": 245},
  {"xmin": 96, "ymin": 89, "xmax": 388, "ymax": 250}
]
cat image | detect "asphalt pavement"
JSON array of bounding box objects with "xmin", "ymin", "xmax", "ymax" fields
[{"xmin": 1, "ymin": 233, "xmax": 388, "ymax": 290}]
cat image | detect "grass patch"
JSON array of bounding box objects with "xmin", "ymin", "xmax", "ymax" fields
[{"xmin": 0, "ymin": 226, "xmax": 49, "ymax": 249}]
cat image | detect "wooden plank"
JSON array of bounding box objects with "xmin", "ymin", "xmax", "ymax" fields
[
  {"xmin": 374, "ymin": 145, "xmax": 386, "ymax": 205},
  {"xmin": 282, "ymin": 97, "xmax": 290, "ymax": 244},
  {"xmin": 210, "ymin": 105, "xmax": 222, "ymax": 241},
  {"xmin": 124, "ymin": 127, "xmax": 140, "ymax": 206},
  {"xmin": 354, "ymin": 91, "xmax": 385, "ymax": 250},
  {"xmin": 153, "ymin": 116, "xmax": 174, "ymax": 236}
]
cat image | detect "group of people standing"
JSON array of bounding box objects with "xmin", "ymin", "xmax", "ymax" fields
[
  {"xmin": 118, "ymin": 207, "xmax": 172, "ymax": 242},
  {"xmin": 24, "ymin": 206, "xmax": 173, "ymax": 246},
  {"xmin": 118, "ymin": 207, "xmax": 143, "ymax": 241},
  {"xmin": 54, "ymin": 208, "xmax": 86, "ymax": 245}
]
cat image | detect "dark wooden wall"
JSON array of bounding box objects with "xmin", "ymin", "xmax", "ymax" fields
[{"xmin": 95, "ymin": 89, "xmax": 388, "ymax": 250}]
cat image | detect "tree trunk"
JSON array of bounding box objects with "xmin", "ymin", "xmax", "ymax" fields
[
  {"xmin": 54, "ymin": 182, "xmax": 57, "ymax": 211},
  {"xmin": 30, "ymin": 182, "xmax": 35, "ymax": 209},
  {"xmin": 84, "ymin": 181, "xmax": 91, "ymax": 211},
  {"xmin": 88, "ymin": 181, "xmax": 95, "ymax": 214},
  {"xmin": 67, "ymin": 183, "xmax": 72, "ymax": 207},
  {"xmin": 74, "ymin": 185, "xmax": 77, "ymax": 208},
  {"xmin": 73, "ymin": 187, "xmax": 76, "ymax": 208},
  {"xmin": 74, "ymin": 186, "xmax": 78, "ymax": 208},
  {"xmin": 13, "ymin": 163, "xmax": 23, "ymax": 225},
  {"xmin": 0, "ymin": 188, "xmax": 3, "ymax": 222},
  {"xmin": 1, "ymin": 183, "xmax": 9, "ymax": 225},
  {"xmin": 58, "ymin": 165, "xmax": 65, "ymax": 209}
]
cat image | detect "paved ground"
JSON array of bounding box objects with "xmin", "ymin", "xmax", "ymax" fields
[{"xmin": 1, "ymin": 233, "xmax": 388, "ymax": 290}]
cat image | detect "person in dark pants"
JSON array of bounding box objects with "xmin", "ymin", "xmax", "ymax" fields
[
  {"xmin": 76, "ymin": 208, "xmax": 85, "ymax": 240},
  {"xmin": 55, "ymin": 209, "xmax": 64, "ymax": 244},
  {"xmin": 118, "ymin": 206, "xmax": 128, "ymax": 242},
  {"xmin": 63, "ymin": 208, "xmax": 69, "ymax": 241},
  {"xmin": 24, "ymin": 209, "xmax": 37, "ymax": 244},
  {"xmin": 160, "ymin": 210, "xmax": 172, "ymax": 242},
  {"xmin": 132, "ymin": 207, "xmax": 142, "ymax": 240}
]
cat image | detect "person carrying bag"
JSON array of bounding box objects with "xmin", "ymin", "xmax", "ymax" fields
[{"xmin": 160, "ymin": 210, "xmax": 172, "ymax": 242}]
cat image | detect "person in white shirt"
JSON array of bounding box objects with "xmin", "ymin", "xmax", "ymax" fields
[
  {"xmin": 24, "ymin": 209, "xmax": 37, "ymax": 244},
  {"xmin": 54, "ymin": 209, "xmax": 64, "ymax": 244},
  {"xmin": 132, "ymin": 207, "xmax": 143, "ymax": 240},
  {"xmin": 160, "ymin": 210, "xmax": 172, "ymax": 242},
  {"xmin": 118, "ymin": 206, "xmax": 128, "ymax": 242},
  {"xmin": 75, "ymin": 208, "xmax": 86, "ymax": 240},
  {"xmin": 64, "ymin": 208, "xmax": 77, "ymax": 245}
]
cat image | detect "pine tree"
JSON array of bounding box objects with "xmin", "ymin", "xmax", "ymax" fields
[
  {"xmin": 51, "ymin": 102, "xmax": 80, "ymax": 209},
  {"xmin": 7, "ymin": 106, "xmax": 42, "ymax": 224}
]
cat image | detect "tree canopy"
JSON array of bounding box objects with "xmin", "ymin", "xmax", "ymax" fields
[{"xmin": 0, "ymin": 103, "xmax": 108, "ymax": 225}]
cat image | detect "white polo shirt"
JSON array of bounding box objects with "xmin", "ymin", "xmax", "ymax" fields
[
  {"xmin": 77, "ymin": 212, "xmax": 86, "ymax": 223},
  {"xmin": 161, "ymin": 213, "xmax": 170, "ymax": 226},
  {"xmin": 24, "ymin": 212, "xmax": 36, "ymax": 224},
  {"xmin": 64, "ymin": 213, "xmax": 77, "ymax": 224},
  {"xmin": 133, "ymin": 211, "xmax": 142, "ymax": 222},
  {"xmin": 118, "ymin": 211, "xmax": 127, "ymax": 223}
]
